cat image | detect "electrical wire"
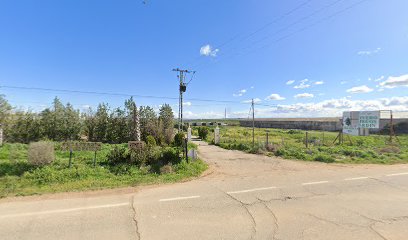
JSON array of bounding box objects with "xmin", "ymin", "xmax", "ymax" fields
[
  {"xmin": 185, "ymin": 0, "xmax": 314, "ymax": 68},
  {"xmin": 193, "ymin": 0, "xmax": 367, "ymax": 72},
  {"xmin": 0, "ymin": 85, "xmax": 256, "ymax": 105}
]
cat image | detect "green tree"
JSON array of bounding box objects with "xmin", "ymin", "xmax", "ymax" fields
[
  {"xmin": 124, "ymin": 97, "xmax": 138, "ymax": 141},
  {"xmin": 0, "ymin": 94, "xmax": 11, "ymax": 125},
  {"xmin": 159, "ymin": 104, "xmax": 174, "ymax": 144},
  {"xmin": 94, "ymin": 103, "xmax": 109, "ymax": 142},
  {"xmin": 82, "ymin": 108, "xmax": 96, "ymax": 141},
  {"xmin": 63, "ymin": 103, "xmax": 81, "ymax": 140},
  {"xmin": 159, "ymin": 104, "xmax": 174, "ymax": 130},
  {"xmin": 39, "ymin": 97, "xmax": 65, "ymax": 141},
  {"xmin": 139, "ymin": 106, "xmax": 158, "ymax": 141},
  {"xmin": 106, "ymin": 107, "xmax": 127, "ymax": 143},
  {"xmin": 7, "ymin": 111, "xmax": 42, "ymax": 143}
]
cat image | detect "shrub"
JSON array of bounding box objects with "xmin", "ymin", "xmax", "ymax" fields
[
  {"xmin": 314, "ymin": 154, "xmax": 335, "ymax": 163},
  {"xmin": 266, "ymin": 143, "xmax": 279, "ymax": 153},
  {"xmin": 174, "ymin": 132, "xmax": 185, "ymax": 147},
  {"xmin": 28, "ymin": 141, "xmax": 55, "ymax": 166},
  {"xmin": 160, "ymin": 164, "xmax": 173, "ymax": 174},
  {"xmin": 287, "ymin": 129, "xmax": 302, "ymax": 134},
  {"xmin": 106, "ymin": 145, "xmax": 130, "ymax": 165},
  {"xmin": 160, "ymin": 147, "xmax": 180, "ymax": 165},
  {"xmin": 198, "ymin": 127, "xmax": 209, "ymax": 140},
  {"xmin": 146, "ymin": 135, "xmax": 156, "ymax": 147},
  {"xmin": 378, "ymin": 146, "xmax": 401, "ymax": 154}
]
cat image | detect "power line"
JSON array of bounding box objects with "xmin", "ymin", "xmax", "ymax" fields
[
  {"xmin": 186, "ymin": 0, "xmax": 314, "ymax": 69},
  {"xmin": 193, "ymin": 0, "xmax": 366, "ymax": 71},
  {"xmin": 0, "ymin": 85, "xmax": 253, "ymax": 105}
]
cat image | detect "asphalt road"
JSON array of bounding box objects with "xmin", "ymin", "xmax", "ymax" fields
[{"xmin": 1, "ymin": 140, "xmax": 408, "ymax": 240}]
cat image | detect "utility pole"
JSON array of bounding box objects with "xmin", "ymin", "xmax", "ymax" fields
[
  {"xmin": 173, "ymin": 68, "xmax": 194, "ymax": 132},
  {"xmin": 252, "ymin": 98, "xmax": 255, "ymax": 147},
  {"xmin": 225, "ymin": 108, "xmax": 227, "ymax": 120}
]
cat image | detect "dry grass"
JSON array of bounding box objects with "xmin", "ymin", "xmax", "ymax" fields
[{"xmin": 28, "ymin": 141, "xmax": 55, "ymax": 166}]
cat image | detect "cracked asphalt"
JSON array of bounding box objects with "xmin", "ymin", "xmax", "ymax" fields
[{"xmin": 1, "ymin": 140, "xmax": 408, "ymax": 240}]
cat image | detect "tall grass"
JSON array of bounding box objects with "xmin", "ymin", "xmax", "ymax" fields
[
  {"xmin": 200, "ymin": 126, "xmax": 408, "ymax": 164},
  {"xmin": 0, "ymin": 142, "xmax": 207, "ymax": 198}
]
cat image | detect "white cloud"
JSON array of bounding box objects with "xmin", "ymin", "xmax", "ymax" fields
[
  {"xmin": 379, "ymin": 74, "xmax": 408, "ymax": 89},
  {"xmin": 232, "ymin": 89, "xmax": 247, "ymax": 97},
  {"xmin": 81, "ymin": 104, "xmax": 91, "ymax": 109},
  {"xmin": 250, "ymin": 86, "xmax": 254, "ymax": 89},
  {"xmin": 286, "ymin": 80, "xmax": 295, "ymax": 85},
  {"xmin": 314, "ymin": 81, "xmax": 324, "ymax": 85},
  {"xmin": 357, "ymin": 47, "xmax": 381, "ymax": 56},
  {"xmin": 242, "ymin": 98, "xmax": 262, "ymax": 104},
  {"xmin": 181, "ymin": 96, "xmax": 408, "ymax": 119},
  {"xmin": 340, "ymin": 81, "xmax": 348, "ymax": 85},
  {"xmin": 374, "ymin": 76, "xmax": 385, "ymax": 82},
  {"xmin": 294, "ymin": 93, "xmax": 314, "ymax": 99},
  {"xmin": 265, "ymin": 93, "xmax": 285, "ymax": 101},
  {"xmin": 200, "ymin": 44, "xmax": 219, "ymax": 57},
  {"xmin": 183, "ymin": 102, "xmax": 192, "ymax": 106},
  {"xmin": 257, "ymin": 96, "xmax": 408, "ymax": 118},
  {"xmin": 293, "ymin": 79, "xmax": 311, "ymax": 89},
  {"xmin": 346, "ymin": 85, "xmax": 374, "ymax": 94}
]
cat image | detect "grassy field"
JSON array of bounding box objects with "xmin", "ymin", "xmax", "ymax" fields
[
  {"xmin": 198, "ymin": 126, "xmax": 408, "ymax": 164},
  {"xmin": 0, "ymin": 143, "xmax": 207, "ymax": 198}
]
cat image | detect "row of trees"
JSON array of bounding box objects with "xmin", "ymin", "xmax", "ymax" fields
[{"xmin": 2, "ymin": 96, "xmax": 175, "ymax": 144}]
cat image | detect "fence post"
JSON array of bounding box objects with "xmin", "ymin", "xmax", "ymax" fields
[
  {"xmin": 93, "ymin": 151, "xmax": 97, "ymax": 167},
  {"xmin": 69, "ymin": 149, "xmax": 73, "ymax": 168},
  {"xmin": 266, "ymin": 132, "xmax": 269, "ymax": 146},
  {"xmin": 185, "ymin": 138, "xmax": 189, "ymax": 163}
]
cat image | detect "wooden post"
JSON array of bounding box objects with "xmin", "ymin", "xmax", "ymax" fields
[
  {"xmin": 69, "ymin": 149, "xmax": 73, "ymax": 168},
  {"xmin": 185, "ymin": 138, "xmax": 189, "ymax": 163},
  {"xmin": 93, "ymin": 151, "xmax": 97, "ymax": 167},
  {"xmin": 266, "ymin": 132, "xmax": 269, "ymax": 146}
]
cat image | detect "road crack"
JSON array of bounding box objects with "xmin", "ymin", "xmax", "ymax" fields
[
  {"xmin": 130, "ymin": 196, "xmax": 141, "ymax": 240},
  {"xmin": 224, "ymin": 192, "xmax": 257, "ymax": 240},
  {"xmin": 211, "ymin": 185, "xmax": 257, "ymax": 240},
  {"xmin": 257, "ymin": 198, "xmax": 279, "ymax": 240}
]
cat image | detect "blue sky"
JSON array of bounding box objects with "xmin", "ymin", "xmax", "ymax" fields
[{"xmin": 1, "ymin": 0, "xmax": 408, "ymax": 118}]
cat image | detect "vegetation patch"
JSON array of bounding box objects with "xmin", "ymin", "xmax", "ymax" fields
[
  {"xmin": 197, "ymin": 126, "xmax": 408, "ymax": 164},
  {"xmin": 0, "ymin": 142, "xmax": 207, "ymax": 198}
]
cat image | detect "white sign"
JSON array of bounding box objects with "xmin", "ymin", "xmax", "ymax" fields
[
  {"xmin": 342, "ymin": 112, "xmax": 359, "ymax": 136},
  {"xmin": 342, "ymin": 111, "xmax": 380, "ymax": 136},
  {"xmin": 358, "ymin": 111, "xmax": 380, "ymax": 129}
]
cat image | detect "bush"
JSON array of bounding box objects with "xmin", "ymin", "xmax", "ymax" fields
[
  {"xmin": 160, "ymin": 147, "xmax": 180, "ymax": 165},
  {"xmin": 146, "ymin": 135, "xmax": 156, "ymax": 147},
  {"xmin": 28, "ymin": 141, "xmax": 55, "ymax": 166},
  {"xmin": 131, "ymin": 146, "xmax": 161, "ymax": 166},
  {"xmin": 106, "ymin": 145, "xmax": 130, "ymax": 165},
  {"xmin": 378, "ymin": 146, "xmax": 401, "ymax": 154},
  {"xmin": 174, "ymin": 132, "xmax": 185, "ymax": 147},
  {"xmin": 287, "ymin": 129, "xmax": 302, "ymax": 134},
  {"xmin": 160, "ymin": 164, "xmax": 173, "ymax": 174},
  {"xmin": 314, "ymin": 154, "xmax": 335, "ymax": 163},
  {"xmin": 198, "ymin": 127, "xmax": 209, "ymax": 140}
]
